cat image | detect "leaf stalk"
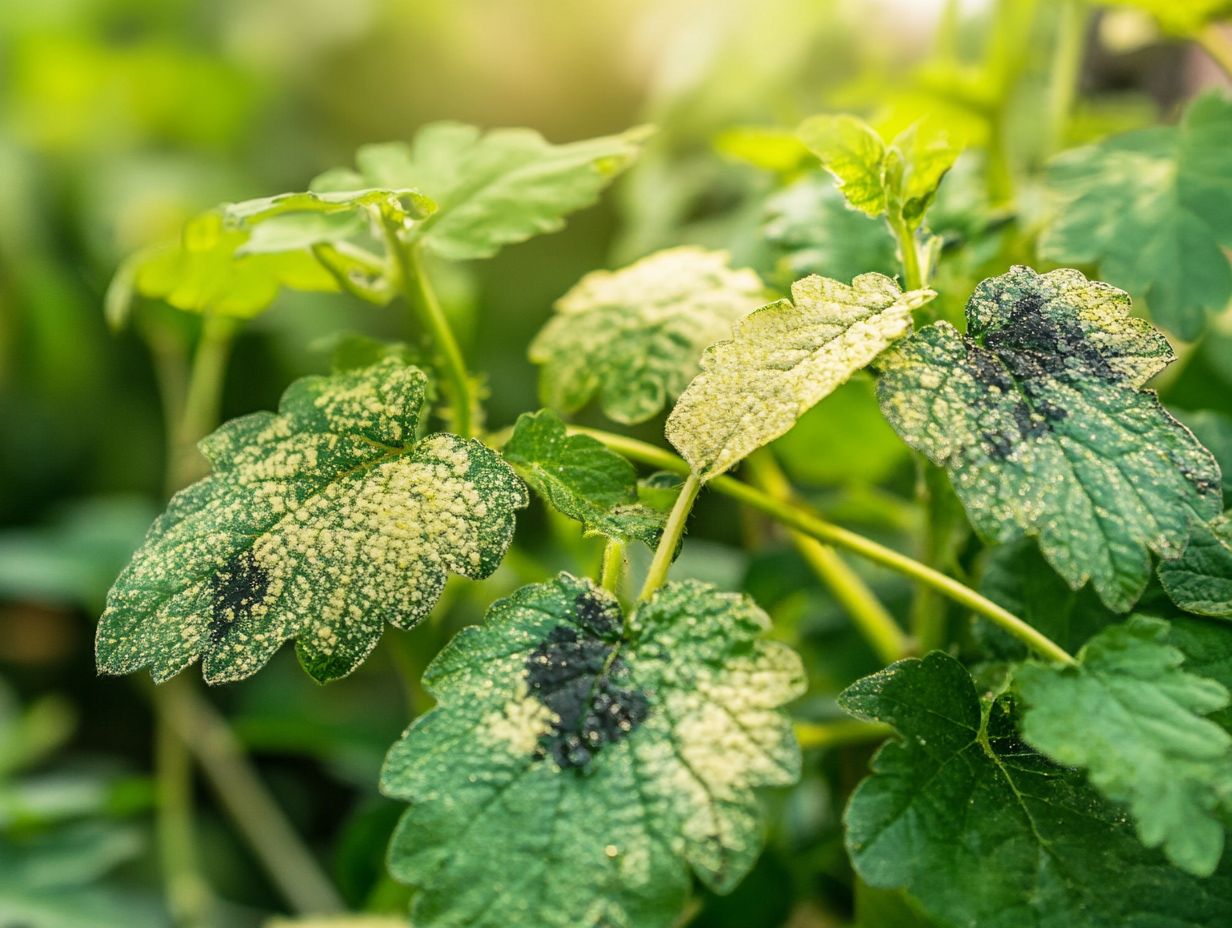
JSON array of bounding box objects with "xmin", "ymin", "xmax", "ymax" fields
[{"xmin": 638, "ymin": 472, "xmax": 702, "ymax": 601}]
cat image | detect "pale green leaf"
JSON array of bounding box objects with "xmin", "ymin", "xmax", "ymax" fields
[
  {"xmin": 314, "ymin": 122, "xmax": 649, "ymax": 261},
  {"xmin": 1040, "ymin": 92, "xmax": 1232, "ymax": 339},
  {"xmin": 96, "ymin": 358, "xmax": 527, "ymax": 684},
  {"xmin": 877, "ymin": 265, "xmax": 1222, "ymax": 611},
  {"xmin": 713, "ymin": 125, "xmax": 812, "ymax": 175},
  {"xmin": 1016, "ymin": 615, "xmax": 1232, "ymax": 875},
  {"xmin": 840, "ymin": 652, "xmax": 1232, "ymax": 928},
  {"xmin": 667, "ymin": 273, "xmax": 932, "ymax": 481},
  {"xmin": 503, "ymin": 410, "xmax": 664, "ymax": 547},
  {"xmin": 1159, "ymin": 512, "xmax": 1232, "ymax": 618},
  {"xmin": 529, "ymin": 247, "xmax": 766, "ymax": 424},
  {"xmin": 381, "ymin": 574, "xmax": 804, "ymax": 928}
]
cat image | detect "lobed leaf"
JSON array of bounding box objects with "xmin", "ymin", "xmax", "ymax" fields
[
  {"xmin": 313, "ymin": 121, "xmax": 649, "ymax": 261},
  {"xmin": 529, "ymin": 246, "xmax": 766, "ymax": 424},
  {"xmin": 96, "ymin": 358, "xmax": 527, "ymax": 684},
  {"xmin": 1159, "ymin": 512, "xmax": 1232, "ymax": 619},
  {"xmin": 381, "ymin": 573, "xmax": 804, "ymax": 928},
  {"xmin": 1040, "ymin": 92, "xmax": 1232, "ymax": 339},
  {"xmin": 503, "ymin": 410, "xmax": 665, "ymax": 547},
  {"xmin": 667, "ymin": 273, "xmax": 932, "ymax": 481},
  {"xmin": 1016, "ymin": 615, "xmax": 1232, "ymax": 876},
  {"xmin": 877, "ymin": 265, "xmax": 1222, "ymax": 612},
  {"xmin": 840, "ymin": 652, "xmax": 1232, "ymax": 928}
]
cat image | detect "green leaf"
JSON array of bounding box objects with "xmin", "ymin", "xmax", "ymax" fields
[
  {"xmin": 529, "ymin": 246, "xmax": 766, "ymax": 424},
  {"xmin": 96, "ymin": 358, "xmax": 527, "ymax": 684},
  {"xmin": 1039, "ymin": 92, "xmax": 1232, "ymax": 339},
  {"xmin": 877, "ymin": 265, "xmax": 1222, "ymax": 612},
  {"xmin": 840, "ymin": 652, "xmax": 1232, "ymax": 928},
  {"xmin": 798, "ymin": 115, "xmax": 959, "ymax": 230},
  {"xmin": 1178, "ymin": 410, "xmax": 1232, "ymax": 507},
  {"xmin": 381, "ymin": 574, "xmax": 804, "ymax": 928},
  {"xmin": 1016, "ymin": 615, "xmax": 1232, "ymax": 875},
  {"xmin": 1159, "ymin": 512, "xmax": 1232, "ymax": 618},
  {"xmin": 1097, "ymin": 0, "xmax": 1232, "ymax": 35},
  {"xmin": 1169, "ymin": 615, "xmax": 1232, "ymax": 730},
  {"xmin": 313, "ymin": 122, "xmax": 649, "ymax": 261},
  {"xmin": 667, "ymin": 273, "xmax": 932, "ymax": 481},
  {"xmin": 713, "ymin": 125, "xmax": 812, "ymax": 175},
  {"xmin": 503, "ymin": 410, "xmax": 665, "ymax": 547}
]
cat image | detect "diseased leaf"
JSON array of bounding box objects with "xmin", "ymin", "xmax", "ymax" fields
[
  {"xmin": 96, "ymin": 358, "xmax": 527, "ymax": 684},
  {"xmin": 1177, "ymin": 410, "xmax": 1232, "ymax": 507},
  {"xmin": 1040, "ymin": 93, "xmax": 1232, "ymax": 339},
  {"xmin": 105, "ymin": 189, "xmax": 432, "ymax": 325},
  {"xmin": 667, "ymin": 273, "xmax": 932, "ymax": 481},
  {"xmin": 381, "ymin": 574, "xmax": 804, "ymax": 928},
  {"xmin": 840, "ymin": 652, "xmax": 1232, "ymax": 928},
  {"xmin": 529, "ymin": 247, "xmax": 766, "ymax": 424},
  {"xmin": 313, "ymin": 122, "xmax": 648, "ymax": 261},
  {"xmin": 1159, "ymin": 512, "xmax": 1232, "ymax": 618},
  {"xmin": 1016, "ymin": 615, "xmax": 1232, "ymax": 876},
  {"xmin": 798, "ymin": 115, "xmax": 959, "ymax": 229},
  {"xmin": 503, "ymin": 410, "xmax": 664, "ymax": 547},
  {"xmin": 877, "ymin": 265, "xmax": 1222, "ymax": 612}
]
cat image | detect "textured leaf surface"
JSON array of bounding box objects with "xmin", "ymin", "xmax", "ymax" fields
[
  {"xmin": 96, "ymin": 359, "xmax": 527, "ymax": 684},
  {"xmin": 667, "ymin": 273, "xmax": 931, "ymax": 480},
  {"xmin": 840, "ymin": 652, "xmax": 1232, "ymax": 928},
  {"xmin": 798, "ymin": 115, "xmax": 959, "ymax": 228},
  {"xmin": 1178, "ymin": 410, "xmax": 1232, "ymax": 507},
  {"xmin": 529, "ymin": 247, "xmax": 766, "ymax": 424},
  {"xmin": 1016, "ymin": 615, "xmax": 1232, "ymax": 875},
  {"xmin": 313, "ymin": 122, "xmax": 647, "ymax": 261},
  {"xmin": 503, "ymin": 410, "xmax": 665, "ymax": 547},
  {"xmin": 1040, "ymin": 93, "xmax": 1232, "ymax": 339},
  {"xmin": 1159, "ymin": 512, "xmax": 1232, "ymax": 618},
  {"xmin": 877, "ymin": 265, "xmax": 1221, "ymax": 611},
  {"xmin": 381, "ymin": 574, "xmax": 804, "ymax": 928}
]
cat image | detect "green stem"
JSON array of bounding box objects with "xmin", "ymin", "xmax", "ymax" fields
[
  {"xmin": 383, "ymin": 221, "xmax": 474, "ymax": 437},
  {"xmin": 888, "ymin": 215, "xmax": 925, "ymax": 291},
  {"xmin": 638, "ymin": 473, "xmax": 702, "ymax": 601},
  {"xmin": 574, "ymin": 428, "xmax": 1076, "ymax": 666},
  {"xmin": 795, "ymin": 719, "xmax": 893, "ymax": 751},
  {"xmin": 1197, "ymin": 25, "xmax": 1232, "ymax": 81},
  {"xmin": 168, "ymin": 315, "xmax": 234, "ymax": 491},
  {"xmin": 1045, "ymin": 0, "xmax": 1087, "ymax": 156},
  {"xmin": 600, "ymin": 539, "xmax": 627, "ymax": 596},
  {"xmin": 155, "ymin": 691, "xmax": 211, "ymax": 928},
  {"xmin": 745, "ymin": 453, "xmax": 909, "ymax": 663}
]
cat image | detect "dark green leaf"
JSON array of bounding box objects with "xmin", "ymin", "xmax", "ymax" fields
[{"xmin": 1159, "ymin": 513, "xmax": 1232, "ymax": 618}]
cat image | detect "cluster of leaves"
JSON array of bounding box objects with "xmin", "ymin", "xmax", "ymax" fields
[{"xmin": 91, "ymin": 58, "xmax": 1232, "ymax": 928}]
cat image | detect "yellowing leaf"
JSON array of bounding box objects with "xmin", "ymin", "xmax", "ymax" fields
[
  {"xmin": 666, "ymin": 273, "xmax": 933, "ymax": 481},
  {"xmin": 96, "ymin": 358, "xmax": 527, "ymax": 684},
  {"xmin": 529, "ymin": 247, "xmax": 766, "ymax": 424}
]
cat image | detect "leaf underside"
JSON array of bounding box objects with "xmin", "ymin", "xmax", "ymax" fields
[
  {"xmin": 840, "ymin": 652, "xmax": 1232, "ymax": 928},
  {"xmin": 380, "ymin": 573, "xmax": 804, "ymax": 928},
  {"xmin": 877, "ymin": 265, "xmax": 1221, "ymax": 612},
  {"xmin": 667, "ymin": 272, "xmax": 932, "ymax": 480},
  {"xmin": 96, "ymin": 358, "xmax": 527, "ymax": 684},
  {"xmin": 529, "ymin": 246, "xmax": 766, "ymax": 425}
]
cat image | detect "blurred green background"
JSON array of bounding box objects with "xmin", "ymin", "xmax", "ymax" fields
[{"xmin": 0, "ymin": 1, "xmax": 1226, "ymax": 926}]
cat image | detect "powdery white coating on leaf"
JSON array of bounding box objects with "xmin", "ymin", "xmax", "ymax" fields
[
  {"xmin": 1159, "ymin": 511, "xmax": 1232, "ymax": 618},
  {"xmin": 529, "ymin": 247, "xmax": 767, "ymax": 424},
  {"xmin": 95, "ymin": 358, "xmax": 527, "ymax": 685},
  {"xmin": 1016, "ymin": 615, "xmax": 1232, "ymax": 877},
  {"xmin": 877, "ymin": 265, "xmax": 1222, "ymax": 612},
  {"xmin": 380, "ymin": 574, "xmax": 804, "ymax": 928},
  {"xmin": 666, "ymin": 273, "xmax": 932, "ymax": 481},
  {"xmin": 839, "ymin": 652, "xmax": 1232, "ymax": 928}
]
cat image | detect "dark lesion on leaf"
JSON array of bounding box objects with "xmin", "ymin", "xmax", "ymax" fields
[
  {"xmin": 525, "ymin": 590, "xmax": 650, "ymax": 770},
  {"xmin": 209, "ymin": 551, "xmax": 270, "ymax": 644}
]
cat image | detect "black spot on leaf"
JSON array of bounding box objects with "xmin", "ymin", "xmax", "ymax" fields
[
  {"xmin": 525, "ymin": 592, "xmax": 649, "ymax": 770},
  {"xmin": 210, "ymin": 551, "xmax": 269, "ymax": 644}
]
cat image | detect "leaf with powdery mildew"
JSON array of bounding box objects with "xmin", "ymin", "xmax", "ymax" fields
[
  {"xmin": 529, "ymin": 247, "xmax": 767, "ymax": 424},
  {"xmin": 666, "ymin": 273, "xmax": 933, "ymax": 481},
  {"xmin": 1016, "ymin": 615, "xmax": 1232, "ymax": 876},
  {"xmin": 840, "ymin": 652, "xmax": 1232, "ymax": 928},
  {"xmin": 381, "ymin": 573, "xmax": 804, "ymax": 928},
  {"xmin": 877, "ymin": 265, "xmax": 1222, "ymax": 612},
  {"xmin": 313, "ymin": 122, "xmax": 648, "ymax": 261},
  {"xmin": 1159, "ymin": 512, "xmax": 1232, "ymax": 619},
  {"xmin": 96, "ymin": 358, "xmax": 527, "ymax": 685},
  {"xmin": 503, "ymin": 410, "xmax": 665, "ymax": 547}
]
